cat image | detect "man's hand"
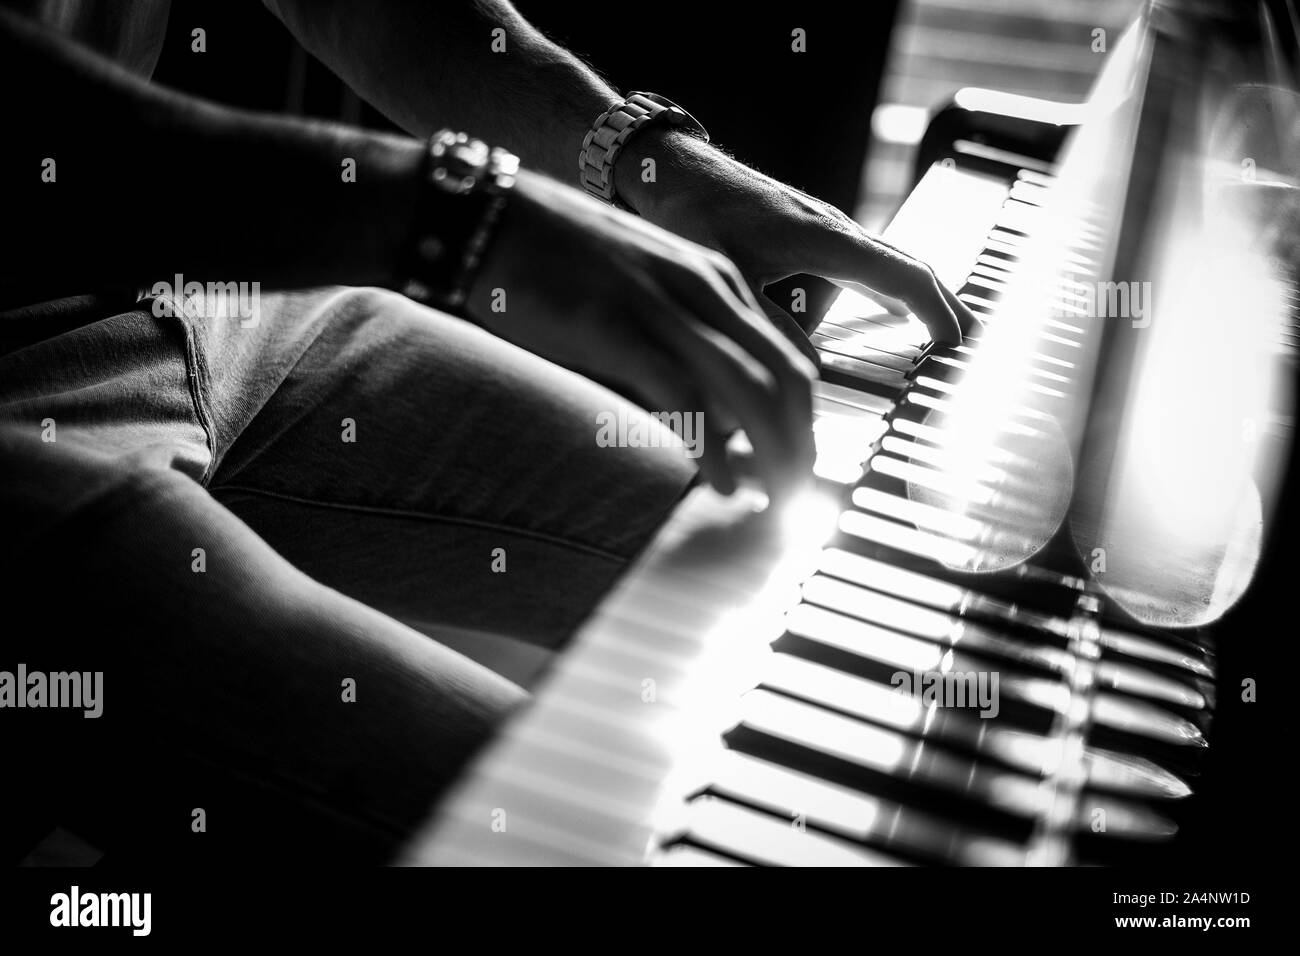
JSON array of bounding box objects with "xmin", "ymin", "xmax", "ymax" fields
[
  {"xmin": 615, "ymin": 129, "xmax": 977, "ymax": 348},
  {"xmin": 466, "ymin": 170, "xmax": 817, "ymax": 500}
]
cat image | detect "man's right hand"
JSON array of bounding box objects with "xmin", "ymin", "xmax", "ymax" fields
[{"xmin": 466, "ymin": 170, "xmax": 817, "ymax": 501}]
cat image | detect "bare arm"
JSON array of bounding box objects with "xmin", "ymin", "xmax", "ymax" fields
[
  {"xmin": 262, "ymin": 0, "xmax": 617, "ymax": 184},
  {"xmin": 262, "ymin": 0, "xmax": 973, "ymax": 343}
]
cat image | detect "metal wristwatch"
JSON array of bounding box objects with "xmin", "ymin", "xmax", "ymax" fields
[
  {"xmin": 397, "ymin": 130, "xmax": 519, "ymax": 311},
  {"xmin": 578, "ymin": 92, "xmax": 709, "ymax": 210}
]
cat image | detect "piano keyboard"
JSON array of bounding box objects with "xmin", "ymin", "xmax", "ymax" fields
[{"xmin": 404, "ymin": 152, "xmax": 1217, "ymax": 867}]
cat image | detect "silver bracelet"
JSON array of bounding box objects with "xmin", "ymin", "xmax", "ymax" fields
[{"xmin": 578, "ymin": 92, "xmax": 708, "ymax": 210}]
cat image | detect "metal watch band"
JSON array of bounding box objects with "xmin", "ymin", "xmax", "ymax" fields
[
  {"xmin": 578, "ymin": 92, "xmax": 709, "ymax": 209},
  {"xmin": 398, "ymin": 130, "xmax": 519, "ymax": 312}
]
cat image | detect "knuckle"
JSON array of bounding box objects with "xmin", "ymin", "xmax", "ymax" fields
[
  {"xmin": 904, "ymin": 260, "xmax": 937, "ymax": 296},
  {"xmin": 705, "ymin": 249, "xmax": 738, "ymax": 273}
]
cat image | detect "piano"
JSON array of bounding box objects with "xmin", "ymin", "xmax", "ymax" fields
[{"xmin": 405, "ymin": 0, "xmax": 1299, "ymax": 866}]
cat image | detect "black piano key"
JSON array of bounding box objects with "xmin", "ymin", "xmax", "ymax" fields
[
  {"xmin": 965, "ymin": 273, "xmax": 1010, "ymax": 297},
  {"xmin": 701, "ymin": 749, "xmax": 1027, "ymax": 865},
  {"xmin": 815, "ymin": 320, "xmax": 925, "ymax": 361},
  {"xmin": 1100, "ymin": 628, "xmax": 1214, "ymax": 678},
  {"xmin": 1094, "ymin": 659, "xmax": 1209, "ymax": 712},
  {"xmin": 762, "ymin": 649, "xmax": 1006, "ymax": 745},
  {"xmin": 778, "ymin": 604, "xmax": 1063, "ymax": 734},
  {"xmin": 725, "ymin": 691, "xmax": 1183, "ymax": 844},
  {"xmin": 825, "ymin": 543, "xmax": 1209, "ymax": 706},
  {"xmin": 671, "ymin": 795, "xmax": 910, "ymax": 866},
  {"xmin": 855, "ymin": 461, "xmax": 1057, "ymax": 539},
  {"xmin": 811, "ymin": 332, "xmax": 917, "ymax": 373},
  {"xmin": 811, "ymin": 549, "xmax": 1210, "ymax": 712},
  {"xmin": 833, "ymin": 508, "xmax": 1086, "ymax": 617},
  {"xmin": 781, "ymin": 603, "xmax": 1208, "ymax": 751},
  {"xmin": 724, "ymin": 689, "xmax": 1041, "ymax": 836},
  {"xmin": 818, "ymin": 308, "xmax": 916, "ymax": 332},
  {"xmin": 652, "ymin": 845, "xmax": 749, "ymax": 867},
  {"xmin": 1089, "ymin": 693, "xmax": 1208, "ymax": 753},
  {"xmin": 800, "ymin": 573, "xmax": 1067, "ymax": 675},
  {"xmin": 1071, "ymin": 794, "xmax": 1179, "ymax": 846},
  {"xmin": 817, "ymin": 546, "xmax": 1215, "ymax": 680},
  {"xmin": 758, "ymin": 651, "xmax": 1192, "ymax": 798},
  {"xmin": 1080, "ymin": 746, "xmax": 1193, "ymax": 800},
  {"xmin": 819, "ymin": 547, "xmax": 1067, "ymax": 638}
]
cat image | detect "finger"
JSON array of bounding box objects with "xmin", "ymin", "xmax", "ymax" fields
[
  {"xmin": 665, "ymin": 263, "xmax": 816, "ymax": 478},
  {"xmin": 831, "ymin": 264, "xmax": 962, "ymax": 347},
  {"xmin": 708, "ymin": 258, "xmax": 822, "ymax": 368},
  {"xmin": 754, "ymin": 287, "xmax": 822, "ymax": 368},
  {"xmin": 613, "ymin": 344, "xmax": 740, "ymax": 496},
  {"xmin": 869, "ymin": 235, "xmax": 983, "ymax": 337},
  {"xmin": 703, "ymin": 256, "xmax": 820, "ymax": 376},
  {"xmin": 671, "ymin": 270, "xmax": 816, "ymax": 492},
  {"xmin": 872, "ymin": 291, "xmax": 912, "ymax": 318},
  {"xmin": 938, "ymin": 280, "xmax": 983, "ymax": 337},
  {"xmin": 666, "ymin": 309, "xmax": 813, "ymax": 501},
  {"xmin": 790, "ymin": 229, "xmax": 964, "ymax": 346},
  {"xmin": 695, "ymin": 396, "xmax": 738, "ymax": 496}
]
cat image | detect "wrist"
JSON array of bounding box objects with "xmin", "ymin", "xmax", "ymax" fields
[
  {"xmin": 612, "ymin": 126, "xmax": 715, "ymax": 218},
  {"xmin": 395, "ymin": 130, "xmax": 518, "ymax": 312}
]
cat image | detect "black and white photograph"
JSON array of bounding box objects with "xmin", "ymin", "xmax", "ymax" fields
[{"xmin": 0, "ymin": 0, "xmax": 1287, "ymax": 936}]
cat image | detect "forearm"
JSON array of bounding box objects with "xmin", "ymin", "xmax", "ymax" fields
[
  {"xmin": 1, "ymin": 9, "xmax": 423, "ymax": 293},
  {"xmin": 263, "ymin": 0, "xmax": 619, "ymax": 184}
]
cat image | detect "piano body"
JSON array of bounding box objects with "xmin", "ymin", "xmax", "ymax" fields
[{"xmin": 407, "ymin": 0, "xmax": 1299, "ymax": 866}]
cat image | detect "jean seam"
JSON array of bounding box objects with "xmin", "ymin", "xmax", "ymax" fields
[
  {"xmin": 153, "ymin": 302, "xmax": 220, "ymax": 484},
  {"xmin": 210, "ymin": 483, "xmax": 632, "ymax": 563}
]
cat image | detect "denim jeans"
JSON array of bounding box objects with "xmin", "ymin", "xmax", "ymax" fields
[{"xmin": 0, "ymin": 285, "xmax": 694, "ymax": 862}]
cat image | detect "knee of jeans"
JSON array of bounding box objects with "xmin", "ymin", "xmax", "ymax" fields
[
  {"xmin": 315, "ymin": 287, "xmax": 477, "ymax": 362},
  {"xmin": 316, "ymin": 286, "xmax": 415, "ymax": 335}
]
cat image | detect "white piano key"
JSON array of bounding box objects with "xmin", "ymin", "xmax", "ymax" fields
[
  {"xmin": 839, "ymin": 507, "xmax": 983, "ymax": 568},
  {"xmin": 819, "ymin": 546, "xmax": 969, "ymax": 612},
  {"xmin": 816, "ymin": 318, "xmax": 927, "ymax": 356},
  {"xmin": 679, "ymin": 795, "xmax": 910, "ymax": 866},
  {"xmin": 802, "ymin": 575, "xmax": 1069, "ymax": 673},
  {"xmin": 732, "ymin": 690, "xmax": 1048, "ymax": 820},
  {"xmin": 812, "ymin": 332, "xmax": 915, "ymax": 372},
  {"xmin": 814, "ymin": 380, "xmax": 897, "ymax": 415},
  {"xmin": 763, "ymin": 651, "xmax": 925, "ymax": 729},
  {"xmin": 705, "ymin": 749, "xmax": 1027, "ymax": 865},
  {"xmin": 817, "ymin": 349, "xmax": 911, "ymax": 391},
  {"xmin": 652, "ymin": 845, "xmax": 749, "ymax": 866},
  {"xmin": 783, "ymin": 603, "xmax": 944, "ymax": 673}
]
